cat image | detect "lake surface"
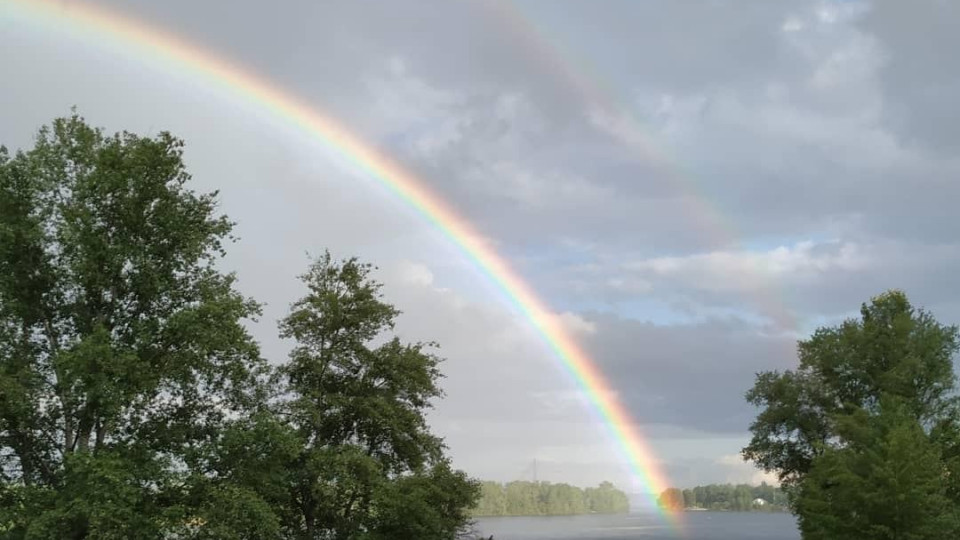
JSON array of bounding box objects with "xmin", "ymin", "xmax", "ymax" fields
[{"xmin": 475, "ymin": 512, "xmax": 800, "ymax": 540}]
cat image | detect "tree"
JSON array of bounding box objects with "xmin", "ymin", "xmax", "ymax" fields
[
  {"xmin": 743, "ymin": 290, "xmax": 960, "ymax": 538},
  {"xmin": 585, "ymin": 481, "xmax": 629, "ymax": 513},
  {"xmin": 742, "ymin": 290, "xmax": 959, "ymax": 497},
  {"xmin": 796, "ymin": 400, "xmax": 960, "ymax": 539},
  {"xmin": 504, "ymin": 481, "xmax": 540, "ymax": 516},
  {"xmin": 657, "ymin": 488, "xmax": 684, "ymax": 511},
  {"xmin": 367, "ymin": 461, "xmax": 479, "ymax": 540},
  {"xmin": 0, "ymin": 114, "xmax": 267, "ymax": 537},
  {"xmin": 474, "ymin": 482, "xmax": 507, "ymax": 516},
  {"xmin": 275, "ymin": 253, "xmax": 478, "ymax": 539}
]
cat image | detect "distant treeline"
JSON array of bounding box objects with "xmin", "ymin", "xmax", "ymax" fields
[
  {"xmin": 658, "ymin": 483, "xmax": 788, "ymax": 512},
  {"xmin": 472, "ymin": 481, "xmax": 630, "ymax": 517}
]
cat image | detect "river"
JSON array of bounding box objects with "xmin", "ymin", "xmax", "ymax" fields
[{"xmin": 474, "ymin": 512, "xmax": 800, "ymax": 539}]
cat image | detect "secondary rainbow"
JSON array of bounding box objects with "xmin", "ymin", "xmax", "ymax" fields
[
  {"xmin": 485, "ymin": 0, "xmax": 798, "ymax": 331},
  {"xmin": 3, "ymin": 0, "xmax": 681, "ymax": 524}
]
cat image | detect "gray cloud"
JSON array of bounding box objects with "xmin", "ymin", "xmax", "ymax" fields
[
  {"xmin": 858, "ymin": 0, "xmax": 960, "ymax": 154},
  {"xmin": 581, "ymin": 315, "xmax": 798, "ymax": 434}
]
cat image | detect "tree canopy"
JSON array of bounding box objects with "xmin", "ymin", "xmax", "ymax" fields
[
  {"xmin": 0, "ymin": 114, "xmax": 480, "ymax": 540},
  {"xmin": 743, "ymin": 290, "xmax": 960, "ymax": 539}
]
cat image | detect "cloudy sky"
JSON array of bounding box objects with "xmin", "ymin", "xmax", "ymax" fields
[{"xmin": 2, "ymin": 0, "xmax": 958, "ymax": 500}]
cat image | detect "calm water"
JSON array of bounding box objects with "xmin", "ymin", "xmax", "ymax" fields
[{"xmin": 475, "ymin": 512, "xmax": 800, "ymax": 540}]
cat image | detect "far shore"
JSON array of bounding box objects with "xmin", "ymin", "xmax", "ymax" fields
[{"xmin": 681, "ymin": 507, "xmax": 788, "ymax": 513}]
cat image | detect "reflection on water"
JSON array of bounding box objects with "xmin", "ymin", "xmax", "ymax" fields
[{"xmin": 475, "ymin": 512, "xmax": 800, "ymax": 540}]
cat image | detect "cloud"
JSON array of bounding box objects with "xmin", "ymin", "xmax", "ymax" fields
[
  {"xmin": 553, "ymin": 311, "xmax": 598, "ymax": 337},
  {"xmin": 376, "ymin": 259, "xmax": 797, "ymax": 486},
  {"xmin": 626, "ymin": 240, "xmax": 869, "ymax": 294},
  {"xmin": 578, "ymin": 314, "xmax": 798, "ymax": 434},
  {"xmin": 857, "ymin": 0, "xmax": 960, "ymax": 154},
  {"xmin": 715, "ymin": 455, "xmax": 781, "ymax": 486},
  {"xmin": 393, "ymin": 260, "xmax": 436, "ymax": 288}
]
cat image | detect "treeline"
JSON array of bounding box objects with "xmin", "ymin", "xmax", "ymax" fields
[
  {"xmin": 473, "ymin": 481, "xmax": 630, "ymax": 516},
  {"xmin": 658, "ymin": 483, "xmax": 788, "ymax": 512}
]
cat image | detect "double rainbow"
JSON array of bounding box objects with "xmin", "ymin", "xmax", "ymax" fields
[{"xmin": 3, "ymin": 0, "xmax": 681, "ymax": 526}]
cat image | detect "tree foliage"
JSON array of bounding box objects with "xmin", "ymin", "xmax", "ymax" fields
[
  {"xmin": 472, "ymin": 480, "xmax": 628, "ymax": 516},
  {"xmin": 657, "ymin": 488, "xmax": 684, "ymax": 512},
  {"xmin": 743, "ymin": 291, "xmax": 959, "ymax": 491},
  {"xmin": 0, "ymin": 114, "xmax": 265, "ymax": 538},
  {"xmin": 271, "ymin": 252, "xmax": 480, "ymax": 539},
  {"xmin": 743, "ymin": 290, "xmax": 960, "ymax": 539},
  {"xmin": 796, "ymin": 400, "xmax": 960, "ymax": 539},
  {"xmin": 0, "ymin": 115, "xmax": 480, "ymax": 540}
]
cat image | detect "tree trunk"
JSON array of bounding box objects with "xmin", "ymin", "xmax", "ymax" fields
[
  {"xmin": 303, "ymin": 490, "xmax": 316, "ymax": 540},
  {"xmin": 94, "ymin": 417, "xmax": 107, "ymax": 450},
  {"xmin": 64, "ymin": 421, "xmax": 75, "ymax": 454},
  {"xmin": 75, "ymin": 410, "xmax": 93, "ymax": 453}
]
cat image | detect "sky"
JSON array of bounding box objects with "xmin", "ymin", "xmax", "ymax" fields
[{"xmin": 1, "ymin": 0, "xmax": 959, "ymax": 500}]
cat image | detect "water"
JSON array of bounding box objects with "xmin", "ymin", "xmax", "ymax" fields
[{"xmin": 474, "ymin": 512, "xmax": 800, "ymax": 540}]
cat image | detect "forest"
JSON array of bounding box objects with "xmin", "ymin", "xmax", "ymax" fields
[
  {"xmin": 472, "ymin": 481, "xmax": 629, "ymax": 517},
  {"xmin": 657, "ymin": 483, "xmax": 788, "ymax": 512}
]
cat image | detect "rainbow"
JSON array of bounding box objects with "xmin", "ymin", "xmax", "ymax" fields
[{"xmin": 3, "ymin": 0, "xmax": 681, "ymax": 526}]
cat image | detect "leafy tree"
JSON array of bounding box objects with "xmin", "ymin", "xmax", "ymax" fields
[
  {"xmin": 474, "ymin": 481, "xmax": 507, "ymax": 516},
  {"xmin": 657, "ymin": 488, "xmax": 684, "ymax": 511},
  {"xmin": 742, "ymin": 290, "xmax": 959, "ymax": 497},
  {"xmin": 0, "ymin": 115, "xmax": 266, "ymax": 538},
  {"xmin": 504, "ymin": 481, "xmax": 540, "ymax": 516},
  {"xmin": 797, "ymin": 399, "xmax": 960, "ymax": 539},
  {"xmin": 274, "ymin": 252, "xmax": 478, "ymax": 539},
  {"xmin": 367, "ymin": 461, "xmax": 479, "ymax": 539},
  {"xmin": 743, "ymin": 290, "xmax": 960, "ymax": 538},
  {"xmin": 585, "ymin": 481, "xmax": 629, "ymax": 513}
]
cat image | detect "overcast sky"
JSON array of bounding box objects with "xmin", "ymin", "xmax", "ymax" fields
[{"xmin": 2, "ymin": 0, "xmax": 958, "ymax": 500}]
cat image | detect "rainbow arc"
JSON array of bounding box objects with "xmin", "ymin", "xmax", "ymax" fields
[{"xmin": 3, "ymin": 0, "xmax": 683, "ymax": 529}]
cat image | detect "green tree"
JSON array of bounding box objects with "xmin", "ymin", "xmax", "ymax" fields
[
  {"xmin": 585, "ymin": 481, "xmax": 630, "ymax": 513},
  {"xmin": 797, "ymin": 400, "xmax": 960, "ymax": 539},
  {"xmin": 0, "ymin": 115, "xmax": 267, "ymax": 538},
  {"xmin": 504, "ymin": 481, "xmax": 540, "ymax": 516},
  {"xmin": 657, "ymin": 488, "xmax": 684, "ymax": 511},
  {"xmin": 742, "ymin": 291, "xmax": 959, "ymax": 497},
  {"xmin": 275, "ymin": 253, "xmax": 478, "ymax": 539},
  {"xmin": 744, "ymin": 290, "xmax": 960, "ymax": 538},
  {"xmin": 474, "ymin": 481, "xmax": 507, "ymax": 516},
  {"xmin": 367, "ymin": 460, "xmax": 479, "ymax": 540}
]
